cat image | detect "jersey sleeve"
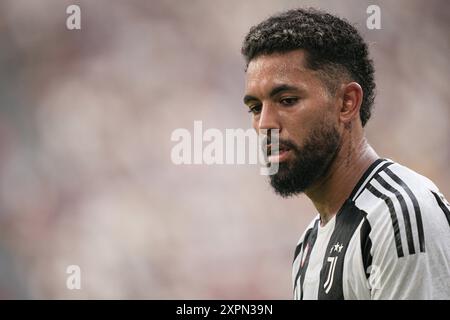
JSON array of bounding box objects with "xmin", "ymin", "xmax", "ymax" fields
[
  {"xmin": 368, "ymin": 241, "xmax": 430, "ymax": 299},
  {"xmin": 367, "ymin": 187, "xmax": 450, "ymax": 299}
]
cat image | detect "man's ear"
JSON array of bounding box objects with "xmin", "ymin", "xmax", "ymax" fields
[{"xmin": 340, "ymin": 82, "xmax": 363, "ymax": 125}]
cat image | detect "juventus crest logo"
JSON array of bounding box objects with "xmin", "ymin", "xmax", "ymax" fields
[{"xmin": 324, "ymin": 242, "xmax": 344, "ymax": 294}]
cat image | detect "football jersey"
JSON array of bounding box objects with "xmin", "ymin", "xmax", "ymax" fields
[{"xmin": 292, "ymin": 158, "xmax": 450, "ymax": 299}]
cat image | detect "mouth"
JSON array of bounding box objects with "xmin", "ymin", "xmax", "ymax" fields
[{"xmin": 266, "ymin": 145, "xmax": 291, "ymax": 163}]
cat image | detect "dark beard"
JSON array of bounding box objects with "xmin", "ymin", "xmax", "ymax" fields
[{"xmin": 269, "ymin": 123, "xmax": 341, "ymax": 198}]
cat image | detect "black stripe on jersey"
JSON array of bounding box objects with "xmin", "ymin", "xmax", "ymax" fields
[
  {"xmin": 384, "ymin": 168, "xmax": 425, "ymax": 253},
  {"xmin": 367, "ymin": 183, "xmax": 404, "ymax": 258},
  {"xmin": 293, "ymin": 219, "xmax": 319, "ymax": 299},
  {"xmin": 348, "ymin": 158, "xmax": 384, "ymax": 200},
  {"xmin": 293, "ymin": 242, "xmax": 302, "ymax": 263},
  {"xmin": 374, "ymin": 174, "xmax": 416, "ymax": 255},
  {"xmin": 351, "ymin": 159, "xmax": 394, "ymax": 202},
  {"xmin": 431, "ymin": 191, "xmax": 450, "ymax": 226},
  {"xmin": 359, "ymin": 214, "xmax": 373, "ymax": 279},
  {"xmin": 317, "ymin": 200, "xmax": 366, "ymax": 300}
]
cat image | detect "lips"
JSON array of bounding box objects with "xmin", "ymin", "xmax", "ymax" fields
[
  {"xmin": 266, "ymin": 144, "xmax": 291, "ymax": 163},
  {"xmin": 266, "ymin": 144, "xmax": 289, "ymax": 155}
]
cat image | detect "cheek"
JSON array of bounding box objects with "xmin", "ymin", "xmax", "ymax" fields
[
  {"xmin": 281, "ymin": 102, "xmax": 330, "ymax": 141},
  {"xmin": 280, "ymin": 112, "xmax": 309, "ymax": 143}
]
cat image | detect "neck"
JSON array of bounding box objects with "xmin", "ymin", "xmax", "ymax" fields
[{"xmin": 305, "ymin": 134, "xmax": 378, "ymax": 227}]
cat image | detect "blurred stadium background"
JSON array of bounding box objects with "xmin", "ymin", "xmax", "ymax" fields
[{"xmin": 0, "ymin": 0, "xmax": 448, "ymax": 299}]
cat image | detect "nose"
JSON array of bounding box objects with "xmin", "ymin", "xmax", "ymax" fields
[{"xmin": 257, "ymin": 103, "xmax": 280, "ymax": 133}]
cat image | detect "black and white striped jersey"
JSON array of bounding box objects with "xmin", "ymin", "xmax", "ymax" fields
[{"xmin": 292, "ymin": 158, "xmax": 450, "ymax": 300}]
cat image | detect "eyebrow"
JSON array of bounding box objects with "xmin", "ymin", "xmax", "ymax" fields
[{"xmin": 243, "ymin": 84, "xmax": 301, "ymax": 105}]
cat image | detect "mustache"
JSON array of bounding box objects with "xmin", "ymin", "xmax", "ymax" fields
[{"xmin": 262, "ymin": 137, "xmax": 299, "ymax": 155}]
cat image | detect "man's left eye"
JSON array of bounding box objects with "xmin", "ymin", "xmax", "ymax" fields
[{"xmin": 280, "ymin": 97, "xmax": 299, "ymax": 106}]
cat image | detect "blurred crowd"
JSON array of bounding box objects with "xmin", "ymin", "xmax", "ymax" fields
[{"xmin": 0, "ymin": 0, "xmax": 448, "ymax": 299}]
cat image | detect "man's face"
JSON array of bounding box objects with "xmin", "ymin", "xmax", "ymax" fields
[{"xmin": 244, "ymin": 50, "xmax": 342, "ymax": 197}]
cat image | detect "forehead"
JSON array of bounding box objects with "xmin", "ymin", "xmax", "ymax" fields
[{"xmin": 245, "ymin": 50, "xmax": 312, "ymax": 91}]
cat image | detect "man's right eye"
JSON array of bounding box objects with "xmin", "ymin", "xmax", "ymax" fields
[{"xmin": 248, "ymin": 105, "xmax": 262, "ymax": 115}]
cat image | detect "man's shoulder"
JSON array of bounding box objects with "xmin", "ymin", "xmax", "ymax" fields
[
  {"xmin": 355, "ymin": 160, "xmax": 441, "ymax": 219},
  {"xmin": 386, "ymin": 161, "xmax": 439, "ymax": 194},
  {"xmin": 354, "ymin": 159, "xmax": 449, "ymax": 258}
]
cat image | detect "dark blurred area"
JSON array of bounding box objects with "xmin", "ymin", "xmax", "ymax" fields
[{"xmin": 0, "ymin": 0, "xmax": 448, "ymax": 298}]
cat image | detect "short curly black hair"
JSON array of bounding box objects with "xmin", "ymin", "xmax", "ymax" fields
[{"xmin": 242, "ymin": 8, "xmax": 375, "ymax": 126}]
